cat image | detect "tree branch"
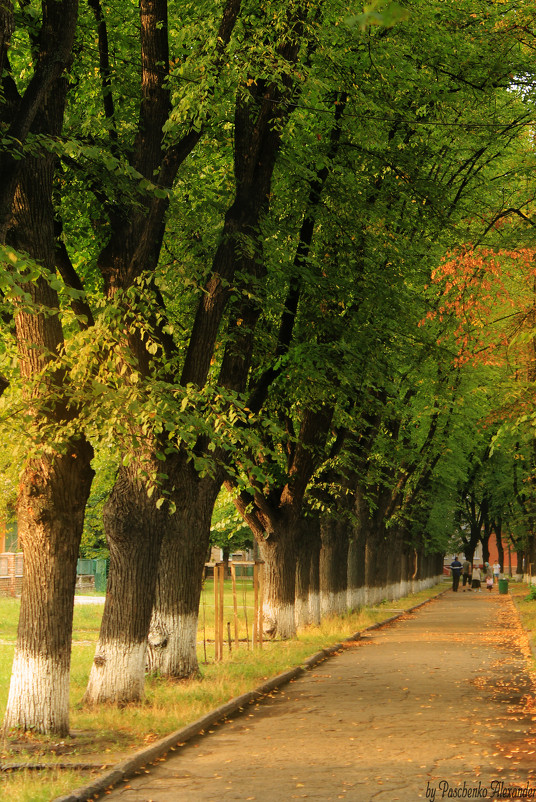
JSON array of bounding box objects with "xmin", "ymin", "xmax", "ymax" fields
[
  {"xmin": 88, "ymin": 0, "xmax": 118, "ymax": 152},
  {"xmin": 54, "ymin": 236, "xmax": 95, "ymax": 330},
  {"xmin": 0, "ymin": 0, "xmax": 79, "ymax": 239}
]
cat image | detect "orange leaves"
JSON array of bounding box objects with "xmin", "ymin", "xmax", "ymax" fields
[{"xmin": 422, "ymin": 245, "xmax": 536, "ymax": 367}]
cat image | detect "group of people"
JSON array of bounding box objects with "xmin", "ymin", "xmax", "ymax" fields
[{"xmin": 449, "ymin": 557, "xmax": 501, "ymax": 592}]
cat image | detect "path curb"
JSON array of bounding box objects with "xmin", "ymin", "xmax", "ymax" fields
[{"xmin": 52, "ymin": 588, "xmax": 446, "ymax": 802}]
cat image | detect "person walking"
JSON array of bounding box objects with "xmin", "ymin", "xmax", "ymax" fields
[
  {"xmin": 493, "ymin": 561, "xmax": 501, "ymax": 585},
  {"xmin": 472, "ymin": 564, "xmax": 482, "ymax": 591},
  {"xmin": 484, "ymin": 562, "xmax": 493, "ymax": 592},
  {"xmin": 450, "ymin": 556, "xmax": 463, "ymax": 592},
  {"xmin": 462, "ymin": 558, "xmax": 472, "ymax": 591}
]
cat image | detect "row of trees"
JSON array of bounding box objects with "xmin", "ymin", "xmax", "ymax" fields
[{"xmin": 1, "ymin": 0, "xmax": 536, "ymax": 735}]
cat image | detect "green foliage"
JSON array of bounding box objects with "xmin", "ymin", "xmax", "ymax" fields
[
  {"xmin": 79, "ymin": 447, "xmax": 119, "ymax": 558},
  {"xmin": 526, "ymin": 585, "xmax": 536, "ymax": 602},
  {"xmin": 2, "ymin": 0, "xmax": 536, "ymax": 571},
  {"xmin": 210, "ymin": 488, "xmax": 254, "ymax": 553}
]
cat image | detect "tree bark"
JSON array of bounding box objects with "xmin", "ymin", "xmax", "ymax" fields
[
  {"xmin": 84, "ymin": 458, "xmax": 167, "ymax": 705},
  {"xmin": 258, "ymin": 519, "xmax": 298, "ymax": 639},
  {"xmin": 4, "ymin": 440, "xmax": 94, "ymax": 735},
  {"xmin": 2, "ymin": 4, "xmax": 95, "ymax": 733},
  {"xmin": 364, "ymin": 493, "xmax": 391, "ymax": 605},
  {"xmin": 494, "ymin": 522, "xmax": 504, "ymax": 573},
  {"xmin": 516, "ymin": 550, "xmax": 525, "ymax": 579},
  {"xmin": 295, "ymin": 517, "xmax": 321, "ymax": 628},
  {"xmin": 2, "ymin": 211, "xmax": 93, "ymax": 737},
  {"xmin": 347, "ymin": 484, "xmax": 367, "ymax": 610},
  {"xmin": 147, "ymin": 468, "xmax": 222, "ymax": 678},
  {"xmin": 0, "ymin": 0, "xmax": 79, "ymax": 238},
  {"xmin": 319, "ymin": 516, "xmax": 350, "ymax": 618},
  {"xmin": 144, "ymin": 2, "xmax": 315, "ymax": 670},
  {"xmin": 83, "ymin": 0, "xmax": 244, "ymax": 702}
]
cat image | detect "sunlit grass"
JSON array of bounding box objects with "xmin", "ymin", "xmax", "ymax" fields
[
  {"xmin": 0, "ymin": 596, "xmax": 21, "ymax": 642},
  {"xmin": 0, "ymin": 770, "xmax": 87, "ymax": 802},
  {"xmin": 0, "ymin": 581, "xmax": 447, "ymax": 801},
  {"xmin": 507, "ymin": 579, "xmax": 536, "ymax": 655}
]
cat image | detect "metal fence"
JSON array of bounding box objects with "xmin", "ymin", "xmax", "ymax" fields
[
  {"xmin": 0, "ymin": 553, "xmax": 108, "ymax": 596},
  {"xmin": 76, "ymin": 558, "xmax": 108, "ymax": 592}
]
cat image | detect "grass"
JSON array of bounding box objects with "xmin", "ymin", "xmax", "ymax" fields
[
  {"xmin": 0, "ymin": 580, "xmax": 448, "ymax": 801},
  {"xmin": 506, "ymin": 579, "xmax": 536, "ymax": 655}
]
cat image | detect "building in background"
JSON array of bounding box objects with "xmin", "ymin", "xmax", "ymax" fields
[{"xmin": 0, "ymin": 515, "xmax": 18, "ymax": 553}]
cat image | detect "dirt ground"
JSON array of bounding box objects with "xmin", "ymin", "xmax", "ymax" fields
[{"xmin": 95, "ymin": 590, "xmax": 536, "ymax": 801}]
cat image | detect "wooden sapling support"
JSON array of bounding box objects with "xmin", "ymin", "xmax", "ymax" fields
[
  {"xmin": 230, "ymin": 562, "xmax": 239, "ymax": 649},
  {"xmin": 214, "ymin": 562, "xmax": 225, "ymax": 661},
  {"xmin": 211, "ymin": 560, "xmax": 264, "ymax": 661},
  {"xmin": 253, "ymin": 560, "xmax": 263, "ymax": 648}
]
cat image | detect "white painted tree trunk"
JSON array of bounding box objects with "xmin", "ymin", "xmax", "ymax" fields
[
  {"xmin": 295, "ymin": 595, "xmax": 311, "ymax": 629},
  {"xmin": 84, "ymin": 460, "xmax": 165, "ymax": 705},
  {"xmin": 308, "ymin": 589, "xmax": 321, "ymax": 625},
  {"xmin": 259, "ymin": 533, "xmax": 297, "ymax": 640},
  {"xmin": 4, "ymin": 651, "xmax": 69, "ymax": 734},
  {"xmin": 148, "ymin": 612, "xmax": 199, "ymax": 678},
  {"xmin": 147, "ymin": 472, "xmax": 218, "ymax": 678},
  {"xmin": 295, "ymin": 517, "xmax": 321, "ymax": 630},
  {"xmin": 85, "ymin": 641, "xmax": 147, "ymax": 705},
  {"xmin": 347, "ymin": 585, "xmax": 366, "ymax": 611},
  {"xmin": 263, "ymin": 601, "xmax": 296, "ymax": 640}
]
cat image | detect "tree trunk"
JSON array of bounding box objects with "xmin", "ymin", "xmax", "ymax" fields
[
  {"xmin": 3, "ymin": 4, "xmax": 91, "ymax": 731},
  {"xmin": 258, "ymin": 523, "xmax": 297, "ymax": 639},
  {"xmin": 84, "ymin": 459, "xmax": 166, "ymax": 705},
  {"xmin": 525, "ymin": 533, "xmax": 536, "ymax": 583},
  {"xmin": 147, "ymin": 469, "xmax": 222, "ymax": 678},
  {"xmin": 385, "ymin": 528, "xmax": 403, "ymax": 600},
  {"xmin": 308, "ymin": 520, "xmax": 321, "ymax": 626},
  {"xmin": 347, "ymin": 533, "xmax": 366, "ymax": 610},
  {"xmin": 494, "ymin": 523, "xmax": 504, "ymax": 573},
  {"xmin": 295, "ymin": 517, "xmax": 321, "ymax": 629},
  {"xmin": 4, "ymin": 441, "xmax": 94, "ymax": 735},
  {"xmin": 347, "ymin": 485, "xmax": 367, "ymax": 610},
  {"xmin": 516, "ymin": 550, "xmax": 525, "ymax": 579},
  {"xmin": 363, "ymin": 484, "xmax": 394, "ymax": 604},
  {"xmin": 364, "ymin": 521, "xmax": 386, "ymax": 605},
  {"xmin": 481, "ymin": 528, "xmax": 491, "ymax": 565},
  {"xmin": 398, "ymin": 542, "xmax": 410, "ymax": 595},
  {"xmin": 320, "ymin": 517, "xmax": 349, "ymax": 618}
]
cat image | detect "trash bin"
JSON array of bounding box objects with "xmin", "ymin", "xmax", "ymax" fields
[{"xmin": 498, "ymin": 578, "xmax": 509, "ymax": 595}]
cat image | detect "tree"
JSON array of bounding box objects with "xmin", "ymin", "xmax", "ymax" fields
[
  {"xmin": 1, "ymin": 1, "xmax": 95, "ymax": 735},
  {"xmin": 224, "ymin": 0, "xmax": 531, "ymax": 632},
  {"xmin": 77, "ymin": 0, "xmax": 323, "ymax": 699},
  {"xmin": 1, "ymin": 0, "xmax": 533, "ymax": 731}
]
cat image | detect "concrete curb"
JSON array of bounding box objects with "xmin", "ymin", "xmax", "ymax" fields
[{"xmin": 52, "ymin": 588, "xmax": 446, "ymax": 802}]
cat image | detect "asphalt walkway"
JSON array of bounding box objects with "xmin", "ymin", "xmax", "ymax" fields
[{"xmin": 97, "ymin": 589, "xmax": 536, "ymax": 801}]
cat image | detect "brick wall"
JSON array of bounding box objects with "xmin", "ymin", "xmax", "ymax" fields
[{"xmin": 0, "ymin": 552, "xmax": 23, "ymax": 597}]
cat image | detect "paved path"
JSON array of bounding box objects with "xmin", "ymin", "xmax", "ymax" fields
[
  {"xmin": 74, "ymin": 596, "xmax": 105, "ymax": 604},
  {"xmin": 101, "ymin": 590, "xmax": 536, "ymax": 801}
]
